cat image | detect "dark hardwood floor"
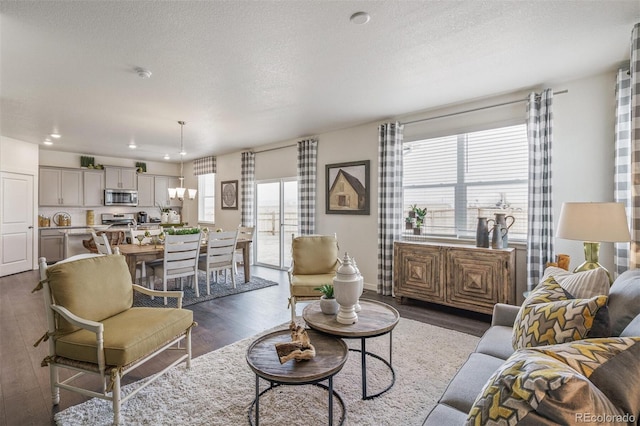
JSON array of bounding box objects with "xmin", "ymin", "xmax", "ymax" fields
[{"xmin": 0, "ymin": 265, "xmax": 490, "ymax": 426}]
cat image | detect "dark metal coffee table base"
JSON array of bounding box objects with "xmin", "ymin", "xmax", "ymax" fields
[
  {"xmin": 351, "ymin": 331, "xmax": 395, "ymax": 400},
  {"xmin": 248, "ymin": 377, "xmax": 346, "ymax": 426}
]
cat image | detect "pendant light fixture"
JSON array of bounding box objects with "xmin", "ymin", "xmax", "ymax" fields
[{"xmin": 168, "ymin": 120, "xmax": 197, "ymax": 201}]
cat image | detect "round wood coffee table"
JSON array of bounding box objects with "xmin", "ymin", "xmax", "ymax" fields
[
  {"xmin": 246, "ymin": 328, "xmax": 348, "ymax": 426},
  {"xmin": 303, "ymin": 299, "xmax": 400, "ymax": 400}
]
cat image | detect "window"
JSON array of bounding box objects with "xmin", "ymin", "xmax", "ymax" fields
[
  {"xmin": 403, "ymin": 124, "xmax": 528, "ymax": 240},
  {"xmin": 198, "ymin": 173, "xmax": 215, "ymax": 224}
]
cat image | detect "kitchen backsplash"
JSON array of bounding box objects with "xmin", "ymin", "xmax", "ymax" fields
[{"xmin": 38, "ymin": 205, "xmax": 180, "ymax": 227}]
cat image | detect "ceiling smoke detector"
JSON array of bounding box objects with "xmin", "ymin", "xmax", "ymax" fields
[
  {"xmin": 135, "ymin": 67, "xmax": 152, "ymax": 79},
  {"xmin": 350, "ymin": 11, "xmax": 370, "ymax": 25}
]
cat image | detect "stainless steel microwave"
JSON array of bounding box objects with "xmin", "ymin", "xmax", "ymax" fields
[{"xmin": 104, "ymin": 189, "xmax": 138, "ymax": 206}]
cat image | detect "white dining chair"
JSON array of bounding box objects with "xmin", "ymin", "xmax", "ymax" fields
[
  {"xmin": 198, "ymin": 230, "xmax": 239, "ymax": 294},
  {"xmin": 152, "ymin": 232, "xmax": 202, "ymax": 305},
  {"xmin": 91, "ymin": 231, "xmax": 112, "ymax": 255},
  {"xmin": 233, "ymin": 225, "xmax": 255, "ymax": 277},
  {"xmin": 129, "ymin": 228, "xmax": 164, "ymax": 287}
]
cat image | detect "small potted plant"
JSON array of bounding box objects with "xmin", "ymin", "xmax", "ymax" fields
[
  {"xmin": 413, "ymin": 218, "xmax": 423, "ymax": 235},
  {"xmin": 315, "ymin": 284, "xmax": 339, "ymax": 315},
  {"xmin": 405, "ymin": 216, "xmax": 414, "ymax": 230}
]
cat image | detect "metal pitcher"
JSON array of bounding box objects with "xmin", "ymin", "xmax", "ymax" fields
[
  {"xmin": 475, "ymin": 217, "xmax": 490, "ymax": 248},
  {"xmin": 494, "ymin": 213, "xmax": 515, "ymax": 248},
  {"xmin": 491, "ymin": 223, "xmax": 508, "ymax": 249}
]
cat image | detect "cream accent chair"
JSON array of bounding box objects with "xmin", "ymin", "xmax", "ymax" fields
[
  {"xmin": 198, "ymin": 230, "xmax": 239, "ymax": 294},
  {"xmin": 35, "ymin": 254, "xmax": 195, "ymax": 426},
  {"xmin": 151, "ymin": 232, "xmax": 202, "ymax": 305},
  {"xmin": 288, "ymin": 234, "xmax": 340, "ymax": 320},
  {"xmin": 233, "ymin": 225, "xmax": 255, "ymax": 276}
]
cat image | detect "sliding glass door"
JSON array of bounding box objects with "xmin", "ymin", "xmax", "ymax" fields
[{"xmin": 255, "ymin": 178, "xmax": 298, "ymax": 269}]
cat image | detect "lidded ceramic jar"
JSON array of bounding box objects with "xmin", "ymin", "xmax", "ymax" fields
[{"xmin": 333, "ymin": 252, "xmax": 361, "ymax": 324}]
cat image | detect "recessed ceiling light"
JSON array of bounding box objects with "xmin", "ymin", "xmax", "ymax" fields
[
  {"xmin": 350, "ymin": 11, "xmax": 370, "ymax": 25},
  {"xmin": 43, "ymin": 139, "xmax": 53, "ymax": 145},
  {"xmin": 163, "ymin": 154, "xmax": 170, "ymax": 160},
  {"xmin": 179, "ymin": 150, "xmax": 186, "ymax": 156},
  {"xmin": 128, "ymin": 142, "xmax": 137, "ymax": 149},
  {"xmin": 50, "ymin": 133, "xmax": 61, "ymax": 139},
  {"xmin": 135, "ymin": 67, "xmax": 152, "ymax": 79}
]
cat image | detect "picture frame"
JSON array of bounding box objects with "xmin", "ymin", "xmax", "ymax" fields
[
  {"xmin": 326, "ymin": 160, "xmax": 370, "ymax": 215},
  {"xmin": 221, "ymin": 180, "xmax": 238, "ymax": 210}
]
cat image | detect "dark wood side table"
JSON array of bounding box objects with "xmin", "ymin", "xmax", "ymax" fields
[
  {"xmin": 303, "ymin": 299, "xmax": 400, "ymax": 400},
  {"xmin": 246, "ymin": 328, "xmax": 348, "ymax": 426}
]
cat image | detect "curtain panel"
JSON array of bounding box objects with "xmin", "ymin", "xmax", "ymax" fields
[
  {"xmin": 526, "ymin": 89, "xmax": 554, "ymax": 291},
  {"xmin": 614, "ymin": 67, "xmax": 632, "ymax": 274},
  {"xmin": 630, "ymin": 23, "xmax": 640, "ymax": 269},
  {"xmin": 297, "ymin": 139, "xmax": 318, "ymax": 235},
  {"xmin": 240, "ymin": 152, "xmax": 255, "ymax": 227},
  {"xmin": 193, "ymin": 156, "xmax": 217, "ymax": 175},
  {"xmin": 377, "ymin": 122, "xmax": 404, "ymax": 296}
]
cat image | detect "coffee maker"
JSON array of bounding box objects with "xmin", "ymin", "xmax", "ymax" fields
[{"xmin": 137, "ymin": 211, "xmax": 148, "ymax": 224}]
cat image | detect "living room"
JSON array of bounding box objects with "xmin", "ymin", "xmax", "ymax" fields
[{"xmin": 2, "ymin": 1, "xmax": 640, "ymax": 425}]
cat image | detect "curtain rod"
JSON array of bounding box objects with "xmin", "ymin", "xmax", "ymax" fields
[
  {"xmin": 402, "ymin": 89, "xmax": 568, "ymax": 126},
  {"xmin": 253, "ymin": 143, "xmax": 297, "ymax": 154}
]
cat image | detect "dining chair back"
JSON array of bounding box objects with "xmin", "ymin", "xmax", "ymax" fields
[
  {"xmin": 129, "ymin": 228, "xmax": 164, "ymax": 287},
  {"xmin": 91, "ymin": 231, "xmax": 112, "ymax": 255},
  {"xmin": 130, "ymin": 228, "xmax": 164, "ymax": 245},
  {"xmin": 198, "ymin": 230, "xmax": 239, "ymax": 294},
  {"xmin": 233, "ymin": 225, "xmax": 255, "ymax": 276},
  {"xmin": 152, "ymin": 232, "xmax": 202, "ymax": 304}
]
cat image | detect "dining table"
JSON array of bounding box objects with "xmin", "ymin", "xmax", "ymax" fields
[{"xmin": 116, "ymin": 238, "xmax": 253, "ymax": 284}]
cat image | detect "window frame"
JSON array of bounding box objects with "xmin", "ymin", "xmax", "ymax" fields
[{"xmin": 197, "ymin": 173, "xmax": 215, "ymax": 224}]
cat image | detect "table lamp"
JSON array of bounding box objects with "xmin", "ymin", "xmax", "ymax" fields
[{"xmin": 555, "ymin": 202, "xmax": 630, "ymax": 281}]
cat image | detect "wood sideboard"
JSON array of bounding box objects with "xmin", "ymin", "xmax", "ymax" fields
[{"xmin": 393, "ymin": 241, "xmax": 515, "ymax": 315}]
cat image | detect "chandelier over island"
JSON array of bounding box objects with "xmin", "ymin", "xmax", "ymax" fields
[{"xmin": 168, "ymin": 120, "xmax": 197, "ymax": 201}]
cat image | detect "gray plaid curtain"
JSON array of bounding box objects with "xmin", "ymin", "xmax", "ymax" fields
[
  {"xmin": 297, "ymin": 139, "xmax": 318, "ymax": 235},
  {"xmin": 618, "ymin": 23, "xmax": 640, "ymax": 270},
  {"xmin": 526, "ymin": 89, "xmax": 554, "ymax": 291},
  {"xmin": 240, "ymin": 152, "xmax": 255, "ymax": 227},
  {"xmin": 193, "ymin": 156, "xmax": 216, "ymax": 175},
  {"xmin": 377, "ymin": 122, "xmax": 403, "ymax": 296},
  {"xmin": 614, "ymin": 67, "xmax": 632, "ymax": 274}
]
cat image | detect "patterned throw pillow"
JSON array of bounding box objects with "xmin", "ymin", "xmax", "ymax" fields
[
  {"xmin": 512, "ymin": 278, "xmax": 608, "ymax": 349},
  {"xmin": 542, "ymin": 266, "xmax": 610, "ymax": 299},
  {"xmin": 467, "ymin": 337, "xmax": 640, "ymax": 425}
]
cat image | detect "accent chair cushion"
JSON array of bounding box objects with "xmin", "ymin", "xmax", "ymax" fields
[
  {"xmin": 55, "ymin": 307, "xmax": 193, "ymax": 366},
  {"xmin": 467, "ymin": 337, "xmax": 640, "ymax": 425},
  {"xmin": 512, "ymin": 278, "xmax": 607, "ymax": 349},
  {"xmin": 542, "ymin": 266, "xmax": 610, "ymax": 299},
  {"xmin": 290, "ymin": 273, "xmax": 337, "ymax": 297},
  {"xmin": 291, "ymin": 235, "xmax": 339, "ymax": 275},
  {"xmin": 47, "ymin": 255, "xmax": 133, "ymax": 334}
]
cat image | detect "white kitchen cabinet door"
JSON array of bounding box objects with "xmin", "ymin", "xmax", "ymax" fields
[
  {"xmin": 137, "ymin": 174, "xmax": 155, "ymax": 207},
  {"xmin": 83, "ymin": 170, "xmax": 104, "ymax": 206}
]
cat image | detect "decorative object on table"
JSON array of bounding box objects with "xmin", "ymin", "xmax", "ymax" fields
[
  {"xmin": 221, "ymin": 180, "xmax": 238, "ymax": 210},
  {"xmin": 405, "ymin": 216, "xmax": 414, "ymax": 230},
  {"xmin": 546, "ymin": 254, "xmax": 571, "ymax": 271},
  {"xmin": 326, "ymin": 160, "xmax": 370, "ymax": 215},
  {"xmin": 411, "ymin": 206, "xmax": 427, "ymax": 235},
  {"xmin": 274, "ymin": 321, "xmax": 316, "ymax": 364},
  {"xmin": 314, "ymin": 284, "xmax": 339, "ymax": 315},
  {"xmin": 555, "ymin": 202, "xmax": 631, "ymax": 282},
  {"xmin": 135, "ymin": 161, "xmax": 147, "ymax": 173},
  {"xmin": 333, "ymin": 252, "xmax": 362, "ymax": 324},
  {"xmin": 493, "ymin": 213, "xmax": 515, "ymax": 248},
  {"xmin": 475, "ymin": 217, "xmax": 490, "ymax": 248},
  {"xmin": 168, "ymin": 121, "xmax": 197, "ymax": 201},
  {"xmin": 164, "ymin": 227, "xmax": 201, "ymax": 235},
  {"xmin": 168, "ymin": 210, "xmax": 180, "ymax": 224},
  {"xmin": 352, "ymin": 257, "xmax": 363, "ymax": 313},
  {"xmin": 491, "ymin": 221, "xmax": 507, "ymax": 249},
  {"xmin": 80, "ymin": 155, "xmax": 95, "ymax": 168}
]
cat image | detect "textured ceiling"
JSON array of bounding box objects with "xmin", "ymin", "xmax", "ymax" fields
[{"xmin": 1, "ymin": 1, "xmax": 639, "ymax": 162}]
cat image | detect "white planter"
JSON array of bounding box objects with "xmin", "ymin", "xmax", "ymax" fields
[
  {"xmin": 319, "ymin": 296, "xmax": 339, "ymax": 315},
  {"xmin": 334, "ymin": 253, "xmax": 361, "ymax": 325}
]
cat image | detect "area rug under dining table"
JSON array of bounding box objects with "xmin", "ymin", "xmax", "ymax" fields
[
  {"xmin": 54, "ymin": 317, "xmax": 479, "ymax": 425},
  {"xmin": 133, "ymin": 270, "xmax": 279, "ymax": 308}
]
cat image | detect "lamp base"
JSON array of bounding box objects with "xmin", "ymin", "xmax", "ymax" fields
[{"xmin": 573, "ymin": 242, "xmax": 612, "ymax": 284}]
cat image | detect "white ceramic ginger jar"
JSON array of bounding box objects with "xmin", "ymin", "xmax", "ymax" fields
[{"xmin": 333, "ymin": 252, "xmax": 360, "ymax": 324}]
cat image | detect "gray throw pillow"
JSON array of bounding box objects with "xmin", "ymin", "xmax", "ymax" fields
[{"xmin": 609, "ymin": 269, "xmax": 640, "ymax": 336}]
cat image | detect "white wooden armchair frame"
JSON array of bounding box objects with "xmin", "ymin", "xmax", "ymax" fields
[{"xmin": 36, "ymin": 255, "xmax": 194, "ymax": 425}]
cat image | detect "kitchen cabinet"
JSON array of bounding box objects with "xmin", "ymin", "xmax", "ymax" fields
[
  {"xmin": 393, "ymin": 241, "xmax": 515, "ymax": 315},
  {"xmin": 39, "ymin": 167, "xmax": 82, "ymax": 206},
  {"xmin": 39, "ymin": 229, "xmax": 64, "ymax": 263},
  {"xmin": 154, "ymin": 176, "xmax": 182, "ymax": 208},
  {"xmin": 105, "ymin": 167, "xmax": 137, "ymax": 190},
  {"xmin": 137, "ymin": 174, "xmax": 155, "ymax": 207},
  {"xmin": 83, "ymin": 169, "xmax": 105, "ymax": 206}
]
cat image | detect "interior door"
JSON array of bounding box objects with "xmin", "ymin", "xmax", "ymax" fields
[
  {"xmin": 255, "ymin": 178, "xmax": 298, "ymax": 269},
  {"xmin": 0, "ymin": 172, "xmax": 34, "ymax": 276}
]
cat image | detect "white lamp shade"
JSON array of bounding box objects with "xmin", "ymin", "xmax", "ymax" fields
[
  {"xmin": 176, "ymin": 187, "xmax": 186, "ymax": 199},
  {"xmin": 168, "ymin": 187, "xmax": 177, "ymax": 199},
  {"xmin": 556, "ymin": 202, "xmax": 630, "ymax": 242},
  {"xmin": 188, "ymin": 188, "xmax": 197, "ymax": 199}
]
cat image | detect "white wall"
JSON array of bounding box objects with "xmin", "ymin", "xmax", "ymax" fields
[{"xmin": 211, "ymin": 69, "xmax": 621, "ymax": 294}]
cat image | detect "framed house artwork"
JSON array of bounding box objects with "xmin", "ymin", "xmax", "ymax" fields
[
  {"xmin": 326, "ymin": 160, "xmax": 370, "ymax": 215},
  {"xmin": 221, "ymin": 180, "xmax": 238, "ymax": 210}
]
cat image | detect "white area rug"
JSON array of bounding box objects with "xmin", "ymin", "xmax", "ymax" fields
[{"xmin": 54, "ymin": 318, "xmax": 479, "ymax": 425}]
